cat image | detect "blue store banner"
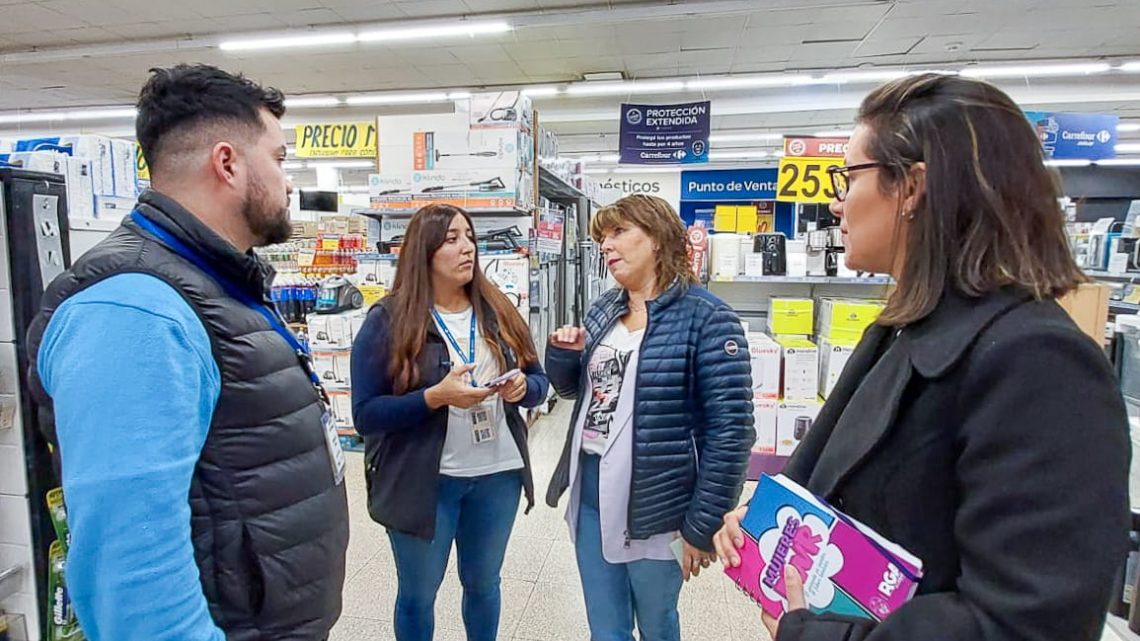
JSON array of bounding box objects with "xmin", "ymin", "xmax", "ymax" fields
[
  {"xmin": 1025, "ymin": 111, "xmax": 1118, "ymax": 160},
  {"xmin": 680, "ymin": 168, "xmax": 778, "ymax": 200},
  {"xmin": 620, "ymin": 101, "xmax": 710, "ymax": 165}
]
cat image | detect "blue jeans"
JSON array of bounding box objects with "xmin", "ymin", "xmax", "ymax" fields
[
  {"xmin": 575, "ymin": 454, "xmax": 683, "ymax": 641},
  {"xmin": 388, "ymin": 470, "xmax": 523, "ymax": 641}
]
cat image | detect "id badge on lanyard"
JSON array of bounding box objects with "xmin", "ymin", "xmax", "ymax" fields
[
  {"xmin": 432, "ymin": 309, "xmax": 498, "ymax": 445},
  {"xmin": 322, "ymin": 411, "xmax": 347, "ymax": 485}
]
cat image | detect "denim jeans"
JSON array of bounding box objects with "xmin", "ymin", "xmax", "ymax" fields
[
  {"xmin": 387, "ymin": 470, "xmax": 523, "ymax": 641},
  {"xmin": 575, "ymin": 454, "xmax": 683, "ymax": 641}
]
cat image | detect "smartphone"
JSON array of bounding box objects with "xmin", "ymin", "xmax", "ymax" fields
[{"xmin": 485, "ymin": 368, "xmax": 522, "ymax": 388}]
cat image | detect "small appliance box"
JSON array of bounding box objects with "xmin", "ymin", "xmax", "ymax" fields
[
  {"xmin": 768, "ymin": 297, "xmax": 814, "ymax": 337},
  {"xmin": 748, "ymin": 333, "xmax": 782, "ymax": 399},
  {"xmin": 776, "ymin": 399, "xmax": 822, "ymax": 456},
  {"xmin": 774, "ymin": 336, "xmax": 819, "ymax": 403},
  {"xmin": 817, "ymin": 298, "xmax": 885, "ymax": 343},
  {"xmin": 725, "ymin": 474, "xmax": 923, "ymax": 622},
  {"xmin": 753, "ymin": 399, "xmax": 779, "ymax": 454},
  {"xmin": 818, "ymin": 337, "xmax": 858, "ymax": 400}
]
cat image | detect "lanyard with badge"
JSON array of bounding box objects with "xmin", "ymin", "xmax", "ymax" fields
[
  {"xmin": 431, "ymin": 309, "xmax": 497, "ymax": 445},
  {"xmin": 130, "ymin": 211, "xmax": 346, "ymax": 485}
]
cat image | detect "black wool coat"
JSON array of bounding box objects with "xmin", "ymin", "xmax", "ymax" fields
[{"xmin": 779, "ymin": 287, "xmax": 1131, "ymax": 641}]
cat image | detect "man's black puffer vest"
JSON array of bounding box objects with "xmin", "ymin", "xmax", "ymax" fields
[{"xmin": 26, "ymin": 190, "xmax": 349, "ymax": 640}]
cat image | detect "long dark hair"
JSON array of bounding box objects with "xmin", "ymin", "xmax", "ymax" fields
[
  {"xmin": 857, "ymin": 73, "xmax": 1086, "ymax": 325},
  {"xmin": 386, "ymin": 204, "xmax": 537, "ymax": 394}
]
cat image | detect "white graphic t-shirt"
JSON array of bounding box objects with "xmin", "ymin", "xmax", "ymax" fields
[{"xmin": 580, "ymin": 323, "xmax": 645, "ymax": 456}]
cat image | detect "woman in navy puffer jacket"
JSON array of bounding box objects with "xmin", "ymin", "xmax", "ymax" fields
[{"xmin": 545, "ymin": 194, "xmax": 755, "ymax": 641}]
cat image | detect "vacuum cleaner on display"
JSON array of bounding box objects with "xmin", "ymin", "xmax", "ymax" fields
[{"xmin": 315, "ymin": 276, "xmax": 364, "ymax": 315}]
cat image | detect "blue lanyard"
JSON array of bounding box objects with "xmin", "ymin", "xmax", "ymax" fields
[
  {"xmin": 130, "ymin": 211, "xmax": 327, "ymax": 397},
  {"xmin": 431, "ymin": 308, "xmax": 477, "ymax": 384}
]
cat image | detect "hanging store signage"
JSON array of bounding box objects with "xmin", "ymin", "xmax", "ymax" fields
[
  {"xmin": 777, "ymin": 156, "xmax": 843, "ymax": 204},
  {"xmin": 619, "ymin": 101, "xmax": 711, "ymax": 165},
  {"xmin": 1024, "ymin": 111, "xmax": 1118, "ymax": 160},
  {"xmin": 295, "ymin": 122, "xmax": 378, "ymax": 158},
  {"xmin": 783, "ymin": 137, "xmax": 849, "ymax": 159},
  {"xmin": 537, "ymin": 209, "xmax": 565, "ymax": 255},
  {"xmin": 681, "ymin": 168, "xmax": 777, "ymax": 201}
]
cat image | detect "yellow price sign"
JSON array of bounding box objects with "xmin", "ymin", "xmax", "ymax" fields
[
  {"xmin": 776, "ymin": 156, "xmax": 842, "ymax": 204},
  {"xmin": 295, "ymin": 122, "xmax": 377, "ymax": 159},
  {"xmin": 136, "ymin": 143, "xmax": 151, "ymax": 181}
]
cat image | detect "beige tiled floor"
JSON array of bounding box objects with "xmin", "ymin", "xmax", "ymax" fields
[{"xmin": 331, "ymin": 399, "xmax": 772, "ymax": 641}]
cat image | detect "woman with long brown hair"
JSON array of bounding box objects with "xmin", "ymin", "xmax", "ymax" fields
[
  {"xmin": 350, "ymin": 204, "xmax": 548, "ymax": 641},
  {"xmin": 714, "ymin": 74, "xmax": 1129, "ymax": 641}
]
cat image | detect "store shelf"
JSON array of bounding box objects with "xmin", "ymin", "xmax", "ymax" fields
[
  {"xmin": 0, "ymin": 564, "xmax": 24, "ymax": 602},
  {"xmin": 539, "ymin": 166, "xmax": 598, "ymax": 206},
  {"xmin": 710, "ymin": 275, "xmax": 894, "ymax": 285},
  {"xmin": 357, "ymin": 249, "xmax": 525, "ymax": 262},
  {"xmin": 1087, "ymin": 270, "xmax": 1140, "ymax": 281},
  {"xmin": 1112, "ymin": 301, "xmax": 1140, "ymax": 314},
  {"xmin": 69, "ymin": 218, "xmax": 120, "ymax": 233},
  {"xmin": 353, "ymin": 207, "xmax": 531, "ymax": 219}
]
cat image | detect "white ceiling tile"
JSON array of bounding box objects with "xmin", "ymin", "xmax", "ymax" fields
[
  {"xmin": 852, "ymin": 36, "xmax": 925, "ymax": 58},
  {"xmin": 1, "ymin": 2, "xmax": 87, "ymax": 32},
  {"xmin": 394, "ymin": 0, "xmax": 469, "ymax": 18}
]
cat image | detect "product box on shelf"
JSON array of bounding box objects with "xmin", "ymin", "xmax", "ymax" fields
[
  {"xmin": 329, "ymin": 392, "xmax": 354, "ymax": 429},
  {"xmin": 774, "ymin": 336, "xmax": 819, "ymax": 403},
  {"xmin": 753, "ymin": 399, "xmax": 779, "ymax": 454},
  {"xmin": 748, "ymin": 333, "xmax": 782, "ymax": 399},
  {"xmin": 768, "ymin": 297, "xmax": 814, "ymax": 337},
  {"xmin": 94, "ymin": 195, "xmax": 136, "ymax": 222},
  {"xmin": 818, "ymin": 337, "xmax": 858, "ymax": 400},
  {"xmin": 711, "ymin": 233, "xmax": 745, "ymax": 279},
  {"xmin": 17, "ymin": 135, "xmax": 115, "ymax": 196},
  {"xmin": 307, "ymin": 314, "xmax": 353, "ymax": 349},
  {"xmin": 312, "ymin": 351, "xmax": 340, "ymax": 386},
  {"xmin": 776, "ymin": 399, "xmax": 823, "ymax": 456},
  {"xmin": 817, "ymin": 298, "xmax": 885, "ymax": 343}
]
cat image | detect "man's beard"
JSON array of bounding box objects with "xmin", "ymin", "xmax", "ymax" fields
[{"xmin": 242, "ymin": 175, "xmax": 292, "ymax": 247}]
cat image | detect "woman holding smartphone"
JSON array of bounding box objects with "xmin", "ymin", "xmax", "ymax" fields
[{"xmin": 351, "ymin": 203, "xmax": 549, "ymax": 641}]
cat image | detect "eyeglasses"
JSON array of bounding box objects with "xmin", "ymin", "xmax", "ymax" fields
[{"xmin": 827, "ymin": 162, "xmax": 885, "ymax": 202}]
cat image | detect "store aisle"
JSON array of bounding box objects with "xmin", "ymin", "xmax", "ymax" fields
[{"xmin": 330, "ymin": 399, "xmax": 771, "ymax": 641}]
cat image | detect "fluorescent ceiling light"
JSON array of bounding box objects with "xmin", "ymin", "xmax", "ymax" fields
[
  {"xmin": 1095, "ymin": 158, "xmax": 1140, "ymax": 166},
  {"xmin": 521, "ymin": 86, "xmax": 561, "ymax": 97},
  {"xmin": 1119, "ymin": 62, "xmax": 1140, "ymax": 72},
  {"xmin": 285, "ymin": 96, "xmax": 342, "ymax": 108},
  {"xmin": 566, "ymin": 80, "xmax": 686, "ymax": 96},
  {"xmin": 1116, "ymin": 143, "xmax": 1140, "ymax": 153},
  {"xmin": 345, "ymin": 92, "xmax": 450, "ymax": 105},
  {"xmin": 812, "ymin": 130, "xmax": 854, "ymax": 138},
  {"xmin": 220, "ymin": 33, "xmax": 356, "ymax": 52},
  {"xmin": 1045, "ymin": 159, "xmax": 1092, "ymax": 167},
  {"xmin": 0, "ymin": 107, "xmax": 137, "ymax": 124},
  {"xmin": 961, "ymin": 62, "xmax": 1112, "ymax": 79},
  {"xmin": 1117, "ymin": 123, "xmax": 1140, "ymax": 132},
  {"xmin": 357, "ymin": 21, "xmax": 511, "ymax": 42},
  {"xmin": 709, "ymin": 151, "xmax": 770, "ymax": 160},
  {"xmin": 709, "ymin": 133, "xmax": 784, "ymax": 143},
  {"xmin": 817, "ymin": 70, "xmax": 915, "ymax": 83},
  {"xmin": 688, "ymin": 74, "xmax": 814, "ymax": 90}
]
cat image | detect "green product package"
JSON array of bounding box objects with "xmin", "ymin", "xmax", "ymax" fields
[
  {"xmin": 45, "ymin": 488, "xmax": 70, "ymax": 551},
  {"xmin": 47, "ymin": 539, "xmax": 84, "ymax": 640}
]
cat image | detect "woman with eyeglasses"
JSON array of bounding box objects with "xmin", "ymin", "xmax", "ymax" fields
[
  {"xmin": 714, "ymin": 73, "xmax": 1129, "ymax": 641},
  {"xmin": 351, "ymin": 204, "xmax": 549, "ymax": 641}
]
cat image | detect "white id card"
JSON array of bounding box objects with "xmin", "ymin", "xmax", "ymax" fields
[
  {"xmin": 322, "ymin": 411, "xmax": 346, "ymax": 485},
  {"xmin": 470, "ymin": 402, "xmax": 497, "ymax": 444}
]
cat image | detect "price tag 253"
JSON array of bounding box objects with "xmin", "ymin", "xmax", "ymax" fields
[{"xmin": 777, "ymin": 156, "xmax": 842, "ymax": 204}]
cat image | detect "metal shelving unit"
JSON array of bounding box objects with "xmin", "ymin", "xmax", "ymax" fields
[{"xmin": 711, "ymin": 275, "xmax": 893, "ymax": 285}]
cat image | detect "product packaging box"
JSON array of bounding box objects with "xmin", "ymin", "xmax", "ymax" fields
[
  {"xmin": 776, "ymin": 399, "xmax": 823, "ymax": 456},
  {"xmin": 66, "ymin": 157, "xmax": 96, "ymax": 219},
  {"xmin": 94, "ymin": 195, "xmax": 136, "ymax": 222},
  {"xmin": 725, "ymin": 474, "xmax": 923, "ymax": 622},
  {"xmin": 312, "ymin": 352, "xmax": 339, "ymax": 385},
  {"xmin": 768, "ymin": 297, "xmax": 814, "ymax": 337},
  {"xmin": 329, "ymin": 392, "xmax": 354, "ymax": 429},
  {"xmin": 818, "ymin": 337, "xmax": 858, "ymax": 400},
  {"xmin": 18, "ymin": 135, "xmax": 115, "ymax": 196},
  {"xmin": 110, "ymin": 139, "xmax": 139, "ymax": 198},
  {"xmin": 748, "ymin": 333, "xmax": 782, "ymax": 399},
  {"xmin": 753, "ymin": 399, "xmax": 779, "ymax": 454},
  {"xmin": 307, "ymin": 313, "xmax": 354, "ymax": 349},
  {"xmin": 817, "ymin": 298, "xmax": 885, "ymax": 343},
  {"xmin": 774, "ymin": 336, "xmax": 819, "ymax": 402}
]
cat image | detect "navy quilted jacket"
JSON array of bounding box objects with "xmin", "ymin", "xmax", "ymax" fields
[{"xmin": 545, "ymin": 281, "xmax": 754, "ymax": 551}]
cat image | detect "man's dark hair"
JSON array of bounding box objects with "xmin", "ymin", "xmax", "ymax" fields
[{"xmin": 136, "ymin": 64, "xmax": 286, "ymax": 175}]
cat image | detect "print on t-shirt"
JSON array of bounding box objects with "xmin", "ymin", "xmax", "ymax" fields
[{"xmin": 583, "ymin": 343, "xmax": 635, "ymax": 444}]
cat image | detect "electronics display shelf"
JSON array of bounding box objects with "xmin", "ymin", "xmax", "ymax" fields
[
  {"xmin": 538, "ymin": 166, "xmax": 600, "ymax": 207},
  {"xmin": 1087, "ymin": 270, "xmax": 1140, "ymax": 281},
  {"xmin": 710, "ymin": 275, "xmax": 894, "ymax": 285},
  {"xmin": 1112, "ymin": 301, "xmax": 1140, "ymax": 313}
]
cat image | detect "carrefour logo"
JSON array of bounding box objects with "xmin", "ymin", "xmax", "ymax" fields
[
  {"xmin": 1097, "ymin": 129, "xmax": 1112, "ymax": 144},
  {"xmin": 626, "ymin": 108, "xmax": 643, "ymax": 125}
]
